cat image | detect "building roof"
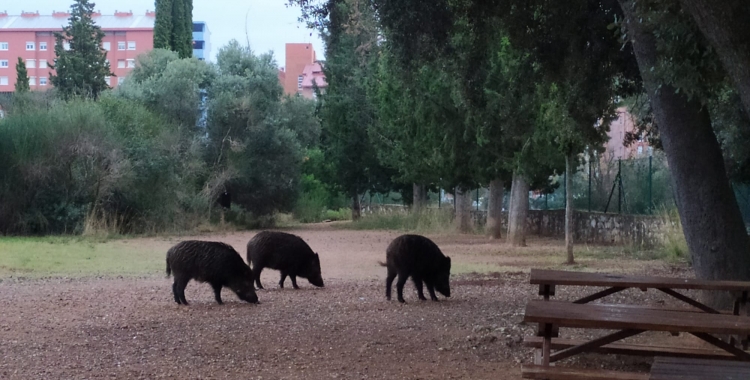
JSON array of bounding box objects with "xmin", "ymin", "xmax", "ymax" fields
[
  {"xmin": 300, "ymin": 62, "xmax": 327, "ymax": 88},
  {"xmin": 0, "ymin": 12, "xmax": 155, "ymax": 31}
]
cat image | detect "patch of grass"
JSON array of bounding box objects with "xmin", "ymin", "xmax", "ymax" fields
[
  {"xmin": 0, "ymin": 236, "xmax": 162, "ymax": 278},
  {"xmin": 656, "ymin": 207, "xmax": 690, "ymax": 263},
  {"xmin": 339, "ymin": 209, "xmax": 457, "ymax": 234}
]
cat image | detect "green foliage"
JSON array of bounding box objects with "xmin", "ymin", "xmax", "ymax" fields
[
  {"xmin": 153, "ymin": 0, "xmax": 173, "ymax": 50},
  {"xmin": 117, "ymin": 49, "xmax": 213, "ymax": 128},
  {"xmin": 153, "ymin": 0, "xmax": 193, "ymax": 58},
  {"xmin": 206, "ymin": 40, "xmax": 307, "ymax": 217},
  {"xmin": 50, "ymin": 0, "xmax": 113, "ymax": 99},
  {"xmin": 14, "ymin": 58, "xmax": 30, "ymax": 93}
]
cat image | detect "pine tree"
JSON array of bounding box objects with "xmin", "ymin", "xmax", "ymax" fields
[
  {"xmin": 50, "ymin": 0, "xmax": 113, "ymax": 99},
  {"xmin": 154, "ymin": 0, "xmax": 173, "ymax": 50},
  {"xmin": 154, "ymin": 0, "xmax": 192, "ymax": 58},
  {"xmin": 14, "ymin": 57, "xmax": 30, "ymax": 93}
]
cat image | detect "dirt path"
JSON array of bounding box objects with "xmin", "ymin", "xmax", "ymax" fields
[{"xmin": 0, "ymin": 226, "xmax": 690, "ymax": 379}]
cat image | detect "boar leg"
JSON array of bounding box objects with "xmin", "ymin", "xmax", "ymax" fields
[
  {"xmin": 279, "ymin": 272, "xmax": 288, "ymax": 288},
  {"xmin": 290, "ymin": 275, "xmax": 300, "ymax": 289},
  {"xmin": 211, "ymin": 282, "xmax": 223, "ymax": 305},
  {"xmin": 172, "ymin": 282, "xmax": 182, "ymax": 304},
  {"xmin": 385, "ymin": 269, "xmax": 397, "ymax": 300},
  {"xmin": 254, "ymin": 266, "xmax": 265, "ymax": 289},
  {"xmin": 413, "ymin": 277, "xmax": 427, "ymax": 301},
  {"xmin": 175, "ymin": 276, "xmax": 190, "ymax": 305},
  {"xmin": 425, "ymin": 283, "xmax": 439, "ymax": 301},
  {"xmin": 396, "ymin": 273, "xmax": 409, "ymax": 303}
]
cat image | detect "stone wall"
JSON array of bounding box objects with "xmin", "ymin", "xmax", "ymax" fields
[{"xmin": 472, "ymin": 209, "xmax": 666, "ymax": 247}]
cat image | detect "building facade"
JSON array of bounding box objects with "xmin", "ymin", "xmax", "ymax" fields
[
  {"xmin": 604, "ymin": 107, "xmax": 651, "ymax": 160},
  {"xmin": 192, "ymin": 21, "xmax": 210, "ymax": 61},
  {"xmin": 0, "ymin": 11, "xmax": 209, "ymax": 92},
  {"xmin": 281, "ymin": 43, "xmax": 327, "ymax": 99}
]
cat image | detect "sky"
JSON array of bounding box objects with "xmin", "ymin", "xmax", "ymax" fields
[{"xmin": 7, "ymin": 0, "xmax": 326, "ymax": 65}]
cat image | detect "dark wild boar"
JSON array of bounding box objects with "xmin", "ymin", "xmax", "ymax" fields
[
  {"xmin": 166, "ymin": 240, "xmax": 259, "ymax": 305},
  {"xmin": 381, "ymin": 234, "xmax": 451, "ymax": 303},
  {"xmin": 246, "ymin": 231, "xmax": 324, "ymax": 289}
]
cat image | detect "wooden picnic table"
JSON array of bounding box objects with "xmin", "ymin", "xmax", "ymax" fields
[{"xmin": 530, "ymin": 269, "xmax": 750, "ymax": 316}]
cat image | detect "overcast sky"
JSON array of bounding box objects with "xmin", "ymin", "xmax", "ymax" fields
[{"xmin": 7, "ymin": 0, "xmax": 326, "ymax": 66}]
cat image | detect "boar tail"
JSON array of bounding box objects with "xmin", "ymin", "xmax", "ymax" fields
[
  {"xmin": 377, "ymin": 261, "xmax": 387, "ymax": 267},
  {"xmin": 166, "ymin": 260, "xmax": 172, "ymax": 277}
]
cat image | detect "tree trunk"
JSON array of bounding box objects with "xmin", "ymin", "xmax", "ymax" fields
[
  {"xmin": 412, "ymin": 183, "xmax": 426, "ymax": 213},
  {"xmin": 678, "ymin": 0, "xmax": 750, "ymax": 120},
  {"xmin": 351, "ymin": 194, "xmax": 361, "ymax": 221},
  {"xmin": 454, "ymin": 188, "xmax": 473, "ymax": 233},
  {"xmin": 507, "ymin": 171, "xmax": 529, "ymax": 247},
  {"xmin": 621, "ymin": 1, "xmax": 750, "ymax": 290},
  {"xmin": 565, "ymin": 154, "xmax": 575, "ymax": 264},
  {"xmin": 487, "ymin": 178, "xmax": 504, "ymax": 240}
]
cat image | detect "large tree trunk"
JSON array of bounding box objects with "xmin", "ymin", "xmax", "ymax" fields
[
  {"xmin": 454, "ymin": 188, "xmax": 473, "ymax": 233},
  {"xmin": 565, "ymin": 155, "xmax": 575, "ymax": 264},
  {"xmin": 678, "ymin": 0, "xmax": 750, "ymax": 119},
  {"xmin": 621, "ymin": 1, "xmax": 750, "ymax": 289},
  {"xmin": 487, "ymin": 178, "xmax": 504, "ymax": 240},
  {"xmin": 412, "ymin": 183, "xmax": 426, "ymax": 213},
  {"xmin": 351, "ymin": 194, "xmax": 361, "ymax": 221},
  {"xmin": 507, "ymin": 172, "xmax": 529, "ymax": 247}
]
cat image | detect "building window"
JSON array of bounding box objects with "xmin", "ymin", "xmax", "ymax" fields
[
  {"xmin": 193, "ymin": 40, "xmax": 204, "ymax": 49},
  {"xmin": 26, "ymin": 42, "xmax": 35, "ymax": 51},
  {"xmin": 105, "ymin": 76, "xmax": 111, "ymax": 86},
  {"xmin": 0, "ymin": 76, "xmax": 8, "ymax": 85},
  {"xmin": 29, "ymin": 76, "xmax": 36, "ymax": 86},
  {"xmin": 117, "ymin": 60, "xmax": 125, "ymax": 68},
  {"xmin": 103, "ymin": 42, "xmax": 110, "ymax": 51},
  {"xmin": 63, "ymin": 42, "xmax": 70, "ymax": 51},
  {"xmin": 40, "ymin": 77, "xmax": 47, "ymax": 86},
  {"xmin": 117, "ymin": 77, "xmax": 125, "ymax": 85},
  {"xmin": 40, "ymin": 42, "xmax": 47, "ymax": 51},
  {"xmin": 0, "ymin": 42, "xmax": 8, "ymax": 51},
  {"xmin": 117, "ymin": 41, "xmax": 126, "ymax": 50},
  {"xmin": 0, "ymin": 60, "xmax": 7, "ymax": 68},
  {"xmin": 637, "ymin": 146, "xmax": 644, "ymax": 156},
  {"xmin": 39, "ymin": 60, "xmax": 47, "ymax": 69},
  {"xmin": 298, "ymin": 75, "xmax": 303, "ymax": 89},
  {"xmin": 192, "ymin": 23, "xmax": 203, "ymax": 32},
  {"xmin": 127, "ymin": 41, "xmax": 136, "ymax": 50},
  {"xmin": 126, "ymin": 59, "xmax": 135, "ymax": 68},
  {"xmin": 26, "ymin": 59, "xmax": 36, "ymax": 69}
]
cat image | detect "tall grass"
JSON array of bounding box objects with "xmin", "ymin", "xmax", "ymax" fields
[
  {"xmin": 341, "ymin": 208, "xmax": 457, "ymax": 233},
  {"xmin": 657, "ymin": 206, "xmax": 690, "ymax": 262}
]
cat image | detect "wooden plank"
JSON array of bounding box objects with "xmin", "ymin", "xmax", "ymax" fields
[
  {"xmin": 549, "ymin": 329, "xmax": 644, "ymax": 362},
  {"xmin": 524, "ymin": 336, "xmax": 737, "ymax": 360},
  {"xmin": 650, "ymin": 357, "xmax": 750, "ymax": 380},
  {"xmin": 524, "ymin": 301, "xmax": 750, "ymax": 335},
  {"xmin": 530, "ymin": 269, "xmax": 750, "ymax": 292},
  {"xmin": 521, "ymin": 365, "xmax": 648, "ymax": 380}
]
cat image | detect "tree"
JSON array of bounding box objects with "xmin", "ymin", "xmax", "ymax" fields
[
  {"xmin": 153, "ymin": 0, "xmax": 193, "ymax": 58},
  {"xmin": 50, "ymin": 0, "xmax": 112, "ymax": 99},
  {"xmin": 153, "ymin": 0, "xmax": 173, "ymax": 50},
  {"xmin": 14, "ymin": 58, "xmax": 29, "ymax": 93},
  {"xmin": 618, "ymin": 0, "xmax": 750, "ymax": 293}
]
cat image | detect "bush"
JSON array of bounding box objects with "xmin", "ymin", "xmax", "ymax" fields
[{"xmin": 657, "ymin": 206, "xmax": 690, "ymax": 262}]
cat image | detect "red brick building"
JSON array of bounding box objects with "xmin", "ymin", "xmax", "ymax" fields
[
  {"xmin": 0, "ymin": 10, "xmax": 155, "ymax": 91},
  {"xmin": 281, "ymin": 43, "xmax": 327, "ymax": 99},
  {"xmin": 604, "ymin": 107, "xmax": 651, "ymax": 159}
]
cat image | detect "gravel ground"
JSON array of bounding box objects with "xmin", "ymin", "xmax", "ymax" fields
[{"xmin": 0, "ymin": 228, "xmax": 698, "ymax": 379}]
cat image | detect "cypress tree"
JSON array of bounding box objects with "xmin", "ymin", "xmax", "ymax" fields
[
  {"xmin": 154, "ymin": 0, "xmax": 173, "ymax": 50},
  {"xmin": 50, "ymin": 0, "xmax": 112, "ymax": 99},
  {"xmin": 15, "ymin": 57, "xmax": 30, "ymax": 93}
]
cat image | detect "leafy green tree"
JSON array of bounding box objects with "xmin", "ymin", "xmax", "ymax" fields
[
  {"xmin": 153, "ymin": 0, "xmax": 193, "ymax": 58},
  {"xmin": 50, "ymin": 0, "xmax": 113, "ymax": 99},
  {"xmin": 14, "ymin": 58, "xmax": 29, "ymax": 93}
]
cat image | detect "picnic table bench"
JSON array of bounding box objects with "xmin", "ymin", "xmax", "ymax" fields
[
  {"xmin": 522, "ymin": 270, "xmax": 750, "ymax": 379},
  {"xmin": 649, "ymin": 357, "xmax": 750, "ymax": 380}
]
